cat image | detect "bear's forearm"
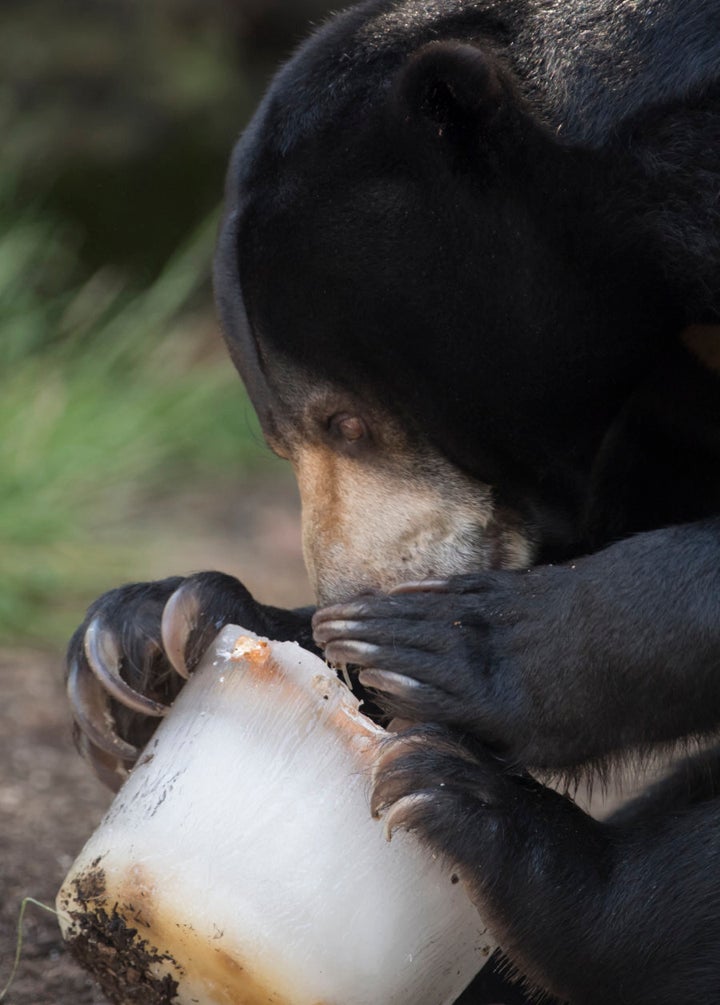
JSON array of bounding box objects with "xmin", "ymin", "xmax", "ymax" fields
[{"xmin": 501, "ymin": 518, "xmax": 720, "ymax": 767}]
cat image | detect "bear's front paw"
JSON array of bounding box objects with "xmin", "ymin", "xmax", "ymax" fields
[
  {"xmin": 67, "ymin": 571, "xmax": 266, "ymax": 788},
  {"xmin": 370, "ymin": 725, "xmax": 521, "ymax": 871},
  {"xmin": 313, "ymin": 578, "xmax": 526, "ymax": 748}
]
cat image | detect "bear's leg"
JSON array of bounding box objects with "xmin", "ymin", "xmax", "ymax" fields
[{"xmin": 372, "ymin": 727, "xmax": 720, "ymax": 1005}]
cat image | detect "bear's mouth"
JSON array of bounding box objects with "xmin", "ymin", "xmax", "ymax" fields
[{"xmin": 292, "ymin": 435, "xmax": 534, "ymax": 607}]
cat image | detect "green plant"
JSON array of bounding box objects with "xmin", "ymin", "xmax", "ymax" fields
[{"xmin": 0, "ymin": 195, "xmax": 267, "ymax": 644}]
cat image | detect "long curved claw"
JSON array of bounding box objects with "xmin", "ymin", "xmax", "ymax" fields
[
  {"xmin": 67, "ymin": 656, "xmax": 139, "ymax": 762},
  {"xmin": 160, "ymin": 580, "xmax": 205, "ymax": 679},
  {"xmin": 381, "ymin": 793, "xmax": 436, "ymax": 841},
  {"xmin": 388, "ymin": 579, "xmax": 451, "ymax": 595},
  {"xmin": 84, "ymin": 618, "xmax": 169, "ymax": 716},
  {"xmin": 73, "ymin": 729, "xmax": 130, "ymax": 793}
]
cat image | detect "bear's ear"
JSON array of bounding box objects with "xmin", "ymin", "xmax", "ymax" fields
[{"xmin": 391, "ymin": 41, "xmax": 519, "ymax": 156}]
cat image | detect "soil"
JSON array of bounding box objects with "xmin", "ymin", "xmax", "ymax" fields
[{"xmin": 0, "ymin": 475, "xmax": 310, "ymax": 1004}]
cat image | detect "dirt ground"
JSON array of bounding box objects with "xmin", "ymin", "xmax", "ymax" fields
[{"xmin": 0, "ymin": 475, "xmax": 310, "ymax": 1004}]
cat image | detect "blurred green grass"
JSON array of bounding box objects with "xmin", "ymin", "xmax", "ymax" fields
[{"xmin": 0, "ymin": 187, "xmax": 268, "ymax": 646}]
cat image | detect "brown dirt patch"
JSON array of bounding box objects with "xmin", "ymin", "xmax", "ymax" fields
[{"xmin": 0, "ymin": 647, "xmax": 114, "ymax": 1004}]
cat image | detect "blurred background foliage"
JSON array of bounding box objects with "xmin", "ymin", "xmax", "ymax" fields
[{"xmin": 1, "ymin": 0, "xmax": 342, "ymax": 645}]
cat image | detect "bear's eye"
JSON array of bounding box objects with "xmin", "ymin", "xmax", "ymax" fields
[{"xmin": 329, "ymin": 413, "xmax": 367, "ymax": 443}]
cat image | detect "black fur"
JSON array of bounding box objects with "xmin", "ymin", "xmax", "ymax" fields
[{"xmin": 69, "ymin": 2, "xmax": 720, "ymax": 1002}]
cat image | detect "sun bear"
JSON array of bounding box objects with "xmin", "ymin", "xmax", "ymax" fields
[{"xmin": 68, "ymin": 2, "xmax": 720, "ymax": 1002}]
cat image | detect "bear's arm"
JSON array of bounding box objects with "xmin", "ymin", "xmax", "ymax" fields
[{"xmin": 313, "ymin": 517, "xmax": 720, "ymax": 771}]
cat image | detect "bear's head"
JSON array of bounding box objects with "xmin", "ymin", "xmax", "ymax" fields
[{"xmin": 214, "ymin": 5, "xmax": 672, "ymax": 604}]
